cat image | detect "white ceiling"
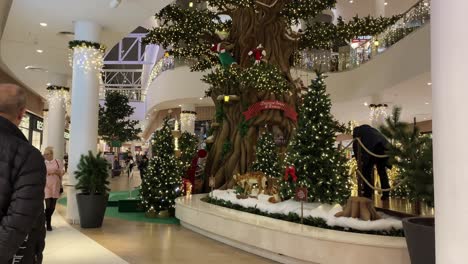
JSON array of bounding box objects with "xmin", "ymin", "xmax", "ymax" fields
[{"xmin": 0, "ymin": 0, "xmax": 172, "ymax": 97}]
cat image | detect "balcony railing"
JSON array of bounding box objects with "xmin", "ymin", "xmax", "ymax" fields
[
  {"xmin": 297, "ymin": 0, "xmax": 431, "ymax": 73},
  {"xmin": 100, "ymin": 88, "xmax": 144, "ymax": 102}
]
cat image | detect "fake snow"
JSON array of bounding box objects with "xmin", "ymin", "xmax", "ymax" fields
[{"xmin": 210, "ymin": 189, "xmax": 403, "ymax": 231}]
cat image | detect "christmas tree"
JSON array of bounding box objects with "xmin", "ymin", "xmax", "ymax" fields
[
  {"xmin": 140, "ymin": 118, "xmax": 182, "ymax": 214},
  {"xmin": 280, "ymin": 73, "xmax": 350, "ymax": 204},
  {"xmin": 251, "ymin": 131, "xmax": 282, "ymax": 179}
]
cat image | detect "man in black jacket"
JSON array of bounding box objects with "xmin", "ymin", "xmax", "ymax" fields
[
  {"xmin": 0, "ymin": 84, "xmax": 46, "ymax": 263},
  {"xmin": 353, "ymin": 125, "xmax": 391, "ymax": 200}
]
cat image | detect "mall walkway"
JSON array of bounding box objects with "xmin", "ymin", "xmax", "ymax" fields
[{"xmin": 52, "ymin": 171, "xmax": 275, "ymax": 264}]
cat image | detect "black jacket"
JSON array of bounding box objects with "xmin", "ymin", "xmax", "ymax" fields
[
  {"xmin": 352, "ymin": 125, "xmax": 389, "ymax": 158},
  {"xmin": 0, "ymin": 116, "xmax": 46, "ymax": 262}
]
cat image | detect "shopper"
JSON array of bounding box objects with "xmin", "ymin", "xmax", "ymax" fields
[
  {"xmin": 43, "ymin": 147, "xmax": 64, "ymax": 231},
  {"xmin": 0, "ymin": 83, "xmax": 46, "ymax": 263},
  {"xmin": 138, "ymin": 155, "xmax": 149, "ymax": 179},
  {"xmin": 352, "ymin": 124, "xmax": 391, "ymax": 200}
]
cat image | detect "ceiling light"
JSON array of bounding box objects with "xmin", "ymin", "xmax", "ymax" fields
[
  {"xmin": 349, "ymin": 0, "xmax": 353, "ymax": 3},
  {"xmin": 178, "ymin": 105, "xmax": 182, "ymax": 107},
  {"xmin": 46, "ymin": 83, "xmax": 51, "ymax": 86},
  {"xmin": 109, "ymin": 0, "xmax": 122, "ymax": 8},
  {"xmin": 427, "ymin": 82, "xmax": 432, "ymax": 86},
  {"xmin": 199, "ymin": 97, "xmax": 203, "ymax": 100},
  {"xmin": 425, "ymin": 102, "xmax": 430, "ymax": 105},
  {"xmin": 364, "ymin": 102, "xmax": 368, "ymax": 106},
  {"xmin": 384, "ymin": 2, "xmax": 388, "ymax": 6},
  {"xmin": 36, "ymin": 49, "xmax": 43, "ymax": 53},
  {"xmin": 40, "ymin": 23, "xmax": 48, "ymax": 27}
]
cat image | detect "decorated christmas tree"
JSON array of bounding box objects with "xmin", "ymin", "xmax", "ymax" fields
[
  {"xmin": 140, "ymin": 118, "xmax": 182, "ymax": 214},
  {"xmin": 280, "ymin": 73, "xmax": 350, "ymax": 204},
  {"xmin": 251, "ymin": 131, "xmax": 282, "ymax": 179}
]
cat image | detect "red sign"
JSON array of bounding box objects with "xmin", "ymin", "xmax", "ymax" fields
[
  {"xmin": 295, "ymin": 187, "xmax": 308, "ymax": 202},
  {"xmin": 243, "ymin": 100, "xmax": 297, "ymax": 122}
]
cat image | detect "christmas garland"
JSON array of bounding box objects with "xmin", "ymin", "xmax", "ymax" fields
[
  {"xmin": 181, "ymin": 110, "xmax": 197, "ymax": 115},
  {"xmin": 46, "ymin": 85, "xmax": 70, "ymax": 92},
  {"xmin": 203, "ymin": 197, "xmax": 404, "ymax": 237},
  {"xmin": 68, "ymin": 40, "xmax": 105, "ymax": 51}
]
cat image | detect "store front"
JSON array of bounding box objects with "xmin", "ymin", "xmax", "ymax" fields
[{"xmin": 19, "ymin": 112, "xmax": 44, "ymax": 150}]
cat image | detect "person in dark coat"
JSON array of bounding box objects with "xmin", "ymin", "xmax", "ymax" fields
[
  {"xmin": 0, "ymin": 84, "xmax": 47, "ymax": 263},
  {"xmin": 353, "ymin": 124, "xmax": 391, "ymax": 200},
  {"xmin": 138, "ymin": 155, "xmax": 149, "ymax": 179}
]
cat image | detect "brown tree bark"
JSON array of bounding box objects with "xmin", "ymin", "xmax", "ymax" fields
[{"xmin": 204, "ymin": 0, "xmax": 299, "ymax": 191}]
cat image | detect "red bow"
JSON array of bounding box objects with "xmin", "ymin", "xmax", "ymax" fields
[{"xmin": 284, "ymin": 166, "xmax": 297, "ymax": 182}]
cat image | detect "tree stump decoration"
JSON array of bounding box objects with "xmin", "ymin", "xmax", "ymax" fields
[{"xmin": 334, "ymin": 197, "xmax": 381, "ymax": 221}]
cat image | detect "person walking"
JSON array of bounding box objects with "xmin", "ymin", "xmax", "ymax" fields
[
  {"xmin": 352, "ymin": 124, "xmax": 391, "ymax": 200},
  {"xmin": 0, "ymin": 84, "xmax": 46, "ymax": 263},
  {"xmin": 43, "ymin": 147, "xmax": 64, "ymax": 231}
]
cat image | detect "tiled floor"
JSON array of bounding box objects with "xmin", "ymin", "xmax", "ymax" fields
[{"xmin": 54, "ymin": 172, "xmax": 275, "ymax": 264}]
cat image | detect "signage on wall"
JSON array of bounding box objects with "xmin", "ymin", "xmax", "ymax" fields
[
  {"xmin": 243, "ymin": 100, "xmax": 297, "ymax": 122},
  {"xmin": 351, "ymin": 36, "xmax": 372, "ymax": 43},
  {"xmin": 36, "ymin": 121, "xmax": 44, "ymax": 131}
]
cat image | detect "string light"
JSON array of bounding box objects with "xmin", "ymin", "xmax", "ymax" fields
[
  {"xmin": 180, "ymin": 111, "xmax": 197, "ymax": 135},
  {"xmin": 369, "ymin": 104, "xmax": 388, "ymax": 122},
  {"xmin": 69, "ymin": 44, "xmax": 105, "ymax": 74},
  {"xmin": 46, "ymin": 86, "xmax": 70, "ymax": 111},
  {"xmin": 143, "ymin": 55, "xmax": 175, "ymax": 101}
]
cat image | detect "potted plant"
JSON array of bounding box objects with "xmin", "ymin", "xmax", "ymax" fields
[
  {"xmin": 380, "ymin": 108, "xmax": 434, "ymax": 264},
  {"xmin": 75, "ymin": 151, "xmax": 110, "ymax": 228}
]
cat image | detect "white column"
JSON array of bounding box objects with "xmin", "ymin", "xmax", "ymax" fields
[
  {"xmin": 432, "ymin": 1, "xmax": 468, "ymax": 263},
  {"xmin": 375, "ymin": 0, "xmax": 386, "ymax": 17},
  {"xmin": 67, "ymin": 21, "xmax": 102, "ymax": 223},
  {"xmin": 46, "ymin": 74, "xmax": 68, "ymax": 161},
  {"xmin": 180, "ymin": 104, "xmax": 196, "ymax": 134}
]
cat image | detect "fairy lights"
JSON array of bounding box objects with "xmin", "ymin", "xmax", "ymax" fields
[
  {"xmin": 180, "ymin": 111, "xmax": 197, "ymax": 135},
  {"xmin": 68, "ymin": 41, "xmax": 105, "ymax": 74},
  {"xmin": 369, "ymin": 104, "xmax": 388, "ymax": 122},
  {"xmin": 46, "ymin": 86, "xmax": 70, "ymax": 111}
]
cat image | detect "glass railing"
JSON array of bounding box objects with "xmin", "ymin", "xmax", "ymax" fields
[{"xmin": 297, "ymin": 0, "xmax": 431, "ymax": 73}]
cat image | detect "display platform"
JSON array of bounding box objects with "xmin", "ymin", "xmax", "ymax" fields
[{"xmin": 176, "ymin": 194, "xmax": 410, "ymax": 264}]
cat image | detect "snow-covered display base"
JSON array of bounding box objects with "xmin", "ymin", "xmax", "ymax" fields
[{"xmin": 210, "ymin": 189, "xmax": 403, "ymax": 232}]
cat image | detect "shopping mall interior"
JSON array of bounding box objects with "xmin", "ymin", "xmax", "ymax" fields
[{"xmin": 0, "ymin": 0, "xmax": 465, "ymax": 263}]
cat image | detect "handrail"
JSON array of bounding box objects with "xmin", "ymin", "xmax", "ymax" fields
[{"xmin": 297, "ymin": 0, "xmax": 431, "ymax": 73}]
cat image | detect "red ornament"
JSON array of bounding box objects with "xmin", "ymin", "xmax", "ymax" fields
[{"xmin": 284, "ymin": 166, "xmax": 297, "ymax": 182}]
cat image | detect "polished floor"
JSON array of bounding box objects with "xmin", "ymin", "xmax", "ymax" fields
[{"xmin": 55, "ymin": 171, "xmax": 275, "ymax": 264}]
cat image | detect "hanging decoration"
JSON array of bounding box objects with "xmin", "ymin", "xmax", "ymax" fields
[
  {"xmin": 46, "ymin": 86, "xmax": 70, "ymax": 111},
  {"xmin": 369, "ymin": 103, "xmax": 388, "ymax": 122},
  {"xmin": 180, "ymin": 111, "xmax": 197, "ymax": 134},
  {"xmin": 68, "ymin": 40, "xmax": 105, "ymax": 73}
]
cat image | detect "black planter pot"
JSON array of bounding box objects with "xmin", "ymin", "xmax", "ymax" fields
[
  {"xmin": 403, "ymin": 217, "xmax": 435, "ymax": 264},
  {"xmin": 76, "ymin": 193, "xmax": 108, "ymax": 228}
]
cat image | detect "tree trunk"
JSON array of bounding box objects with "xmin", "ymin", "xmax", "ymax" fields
[{"xmin": 204, "ymin": 0, "xmax": 299, "ymax": 191}]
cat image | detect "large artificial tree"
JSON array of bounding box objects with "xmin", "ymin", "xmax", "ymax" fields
[
  {"xmin": 140, "ymin": 118, "xmax": 183, "ymax": 213},
  {"xmin": 144, "ymin": 0, "xmax": 400, "ymax": 190},
  {"xmin": 280, "ymin": 73, "xmax": 350, "ymax": 204},
  {"xmin": 99, "ymin": 91, "xmax": 142, "ymax": 146}
]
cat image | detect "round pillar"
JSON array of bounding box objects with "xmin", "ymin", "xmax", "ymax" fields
[
  {"xmin": 46, "ymin": 73, "xmax": 69, "ymax": 161},
  {"xmin": 375, "ymin": 0, "xmax": 386, "ymax": 17},
  {"xmin": 67, "ymin": 21, "xmax": 102, "ymax": 224},
  {"xmin": 369, "ymin": 94, "xmax": 387, "ymax": 128},
  {"xmin": 432, "ymin": 1, "xmax": 468, "ymax": 262},
  {"xmin": 180, "ymin": 104, "xmax": 196, "ymax": 135}
]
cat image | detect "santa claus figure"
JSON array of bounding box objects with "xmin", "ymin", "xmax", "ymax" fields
[{"xmin": 248, "ymin": 44, "xmax": 267, "ymax": 64}]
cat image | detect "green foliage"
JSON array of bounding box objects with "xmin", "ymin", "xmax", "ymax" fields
[
  {"xmin": 215, "ymin": 104, "xmax": 225, "ymax": 123},
  {"xmin": 221, "ymin": 141, "xmax": 232, "ymax": 160},
  {"xmin": 203, "ymin": 196, "xmax": 404, "ymax": 237},
  {"xmin": 280, "ymin": 73, "xmax": 350, "ymax": 204},
  {"xmin": 75, "ymin": 151, "xmax": 110, "ymax": 195},
  {"xmin": 282, "ymin": 0, "xmax": 337, "ymax": 24},
  {"xmin": 300, "ymin": 15, "xmax": 402, "ymax": 50},
  {"xmin": 238, "ymin": 117, "xmax": 249, "ymax": 138},
  {"xmin": 380, "ymin": 107, "xmax": 434, "ymax": 207},
  {"xmin": 99, "ymin": 91, "xmax": 142, "ymax": 145},
  {"xmin": 69, "ymin": 40, "xmax": 104, "ymax": 50},
  {"xmin": 251, "ymin": 131, "xmax": 282, "ymax": 178},
  {"xmin": 240, "ymin": 63, "xmax": 290, "ymax": 94},
  {"xmin": 179, "ymin": 132, "xmax": 199, "ymax": 172},
  {"xmin": 140, "ymin": 118, "xmax": 183, "ymax": 212},
  {"xmin": 202, "ymin": 66, "xmax": 242, "ymax": 96}
]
